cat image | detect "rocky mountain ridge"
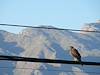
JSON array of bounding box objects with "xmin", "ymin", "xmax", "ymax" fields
[{"xmin": 0, "ymin": 21, "xmax": 100, "ymax": 75}]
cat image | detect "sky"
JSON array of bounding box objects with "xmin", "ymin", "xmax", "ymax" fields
[{"xmin": 0, "ymin": 0, "xmax": 100, "ymax": 33}]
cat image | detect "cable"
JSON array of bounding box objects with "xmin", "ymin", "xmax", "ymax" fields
[
  {"xmin": 0, "ymin": 66, "xmax": 100, "ymax": 74},
  {"xmin": 0, "ymin": 55, "xmax": 100, "ymax": 66},
  {"xmin": 0, "ymin": 24, "xmax": 100, "ymax": 33}
]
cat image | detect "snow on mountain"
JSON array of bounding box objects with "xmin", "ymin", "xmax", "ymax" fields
[
  {"xmin": 81, "ymin": 21, "xmax": 100, "ymax": 34},
  {"xmin": 0, "ymin": 21, "xmax": 100, "ymax": 75}
]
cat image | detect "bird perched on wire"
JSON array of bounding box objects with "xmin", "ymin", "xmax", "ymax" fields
[{"xmin": 70, "ymin": 46, "xmax": 83, "ymax": 66}]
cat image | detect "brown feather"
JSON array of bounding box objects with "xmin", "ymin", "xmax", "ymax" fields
[
  {"xmin": 70, "ymin": 46, "xmax": 81, "ymax": 61},
  {"xmin": 70, "ymin": 46, "xmax": 83, "ymax": 66}
]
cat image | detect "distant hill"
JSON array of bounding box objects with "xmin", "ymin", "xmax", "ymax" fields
[{"xmin": 0, "ymin": 21, "xmax": 100, "ymax": 75}]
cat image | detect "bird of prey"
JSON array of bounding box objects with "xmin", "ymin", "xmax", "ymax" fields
[{"xmin": 70, "ymin": 46, "xmax": 83, "ymax": 66}]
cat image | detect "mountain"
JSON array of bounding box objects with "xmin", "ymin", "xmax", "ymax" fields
[{"xmin": 0, "ymin": 21, "xmax": 100, "ymax": 75}]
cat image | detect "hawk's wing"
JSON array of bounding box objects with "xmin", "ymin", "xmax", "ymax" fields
[
  {"xmin": 70, "ymin": 47, "xmax": 83, "ymax": 66},
  {"xmin": 71, "ymin": 48, "xmax": 81, "ymax": 59}
]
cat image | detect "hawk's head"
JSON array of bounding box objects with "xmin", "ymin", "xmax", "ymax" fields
[{"xmin": 70, "ymin": 46, "xmax": 74, "ymax": 49}]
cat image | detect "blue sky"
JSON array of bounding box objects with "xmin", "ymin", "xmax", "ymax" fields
[{"xmin": 0, "ymin": 0, "xmax": 100, "ymax": 33}]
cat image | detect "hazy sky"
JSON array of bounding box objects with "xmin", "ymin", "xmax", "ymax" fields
[{"xmin": 0, "ymin": 0, "xmax": 100, "ymax": 33}]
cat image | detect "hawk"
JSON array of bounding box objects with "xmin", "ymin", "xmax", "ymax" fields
[{"xmin": 70, "ymin": 46, "xmax": 83, "ymax": 66}]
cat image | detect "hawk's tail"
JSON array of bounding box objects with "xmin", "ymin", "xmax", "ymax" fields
[{"xmin": 78, "ymin": 59, "xmax": 83, "ymax": 66}]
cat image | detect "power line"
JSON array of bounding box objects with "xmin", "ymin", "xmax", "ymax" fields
[
  {"xmin": 0, "ymin": 55, "xmax": 100, "ymax": 66},
  {"xmin": 0, "ymin": 55, "xmax": 100, "ymax": 74},
  {"xmin": 0, "ymin": 66, "xmax": 100, "ymax": 74},
  {"xmin": 0, "ymin": 24, "xmax": 100, "ymax": 33}
]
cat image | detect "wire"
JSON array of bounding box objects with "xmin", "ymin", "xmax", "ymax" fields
[
  {"xmin": 0, "ymin": 24, "xmax": 100, "ymax": 33},
  {"xmin": 0, "ymin": 66, "xmax": 100, "ymax": 74},
  {"xmin": 0, "ymin": 55, "xmax": 100, "ymax": 66}
]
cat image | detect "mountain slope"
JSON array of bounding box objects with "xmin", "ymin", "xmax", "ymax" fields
[{"xmin": 0, "ymin": 22, "xmax": 100, "ymax": 75}]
